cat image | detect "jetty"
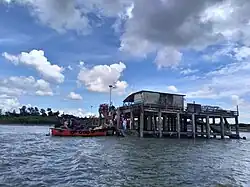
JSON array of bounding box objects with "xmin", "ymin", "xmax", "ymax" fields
[{"xmin": 114, "ymin": 90, "xmax": 240, "ymax": 139}]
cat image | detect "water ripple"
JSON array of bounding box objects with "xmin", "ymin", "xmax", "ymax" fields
[{"xmin": 0, "ymin": 125, "xmax": 250, "ymax": 187}]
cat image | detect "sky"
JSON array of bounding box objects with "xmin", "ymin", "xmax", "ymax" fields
[{"xmin": 0, "ymin": 0, "xmax": 250, "ymax": 122}]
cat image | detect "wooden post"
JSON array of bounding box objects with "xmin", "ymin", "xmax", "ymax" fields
[
  {"xmin": 201, "ymin": 118, "xmax": 204, "ymax": 137},
  {"xmin": 130, "ymin": 110, "xmax": 134, "ymax": 130},
  {"xmin": 192, "ymin": 114, "xmax": 196, "ymax": 138},
  {"xmin": 235, "ymin": 116, "xmax": 239, "ymax": 138},
  {"xmin": 147, "ymin": 115, "xmax": 152, "ymax": 131},
  {"xmin": 206, "ymin": 115, "xmax": 210, "ymax": 139},
  {"xmin": 220, "ymin": 116, "xmax": 225, "ymax": 139},
  {"xmin": 116, "ymin": 108, "xmax": 120, "ymax": 130},
  {"xmin": 177, "ymin": 113, "xmax": 180, "ymax": 138},
  {"xmin": 140, "ymin": 107, "xmax": 144, "ymax": 138},
  {"xmin": 158, "ymin": 111, "xmax": 162, "ymax": 138},
  {"xmin": 162, "ymin": 116, "xmax": 166, "ymax": 131},
  {"xmin": 167, "ymin": 116, "xmax": 170, "ymax": 131}
]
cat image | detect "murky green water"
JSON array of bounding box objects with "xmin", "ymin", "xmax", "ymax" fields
[{"xmin": 0, "ymin": 125, "xmax": 250, "ymax": 187}]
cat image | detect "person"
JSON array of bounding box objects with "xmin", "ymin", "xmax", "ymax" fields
[{"xmin": 122, "ymin": 118, "xmax": 127, "ymax": 130}]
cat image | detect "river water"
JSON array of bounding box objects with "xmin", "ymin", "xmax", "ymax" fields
[{"xmin": 0, "ymin": 125, "xmax": 250, "ymax": 187}]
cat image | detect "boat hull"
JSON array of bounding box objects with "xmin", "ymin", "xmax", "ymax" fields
[{"xmin": 50, "ymin": 128, "xmax": 108, "ymax": 137}]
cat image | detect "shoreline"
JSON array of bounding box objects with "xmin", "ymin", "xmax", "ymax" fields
[
  {"xmin": 0, "ymin": 123, "xmax": 54, "ymax": 126},
  {"xmin": 0, "ymin": 124, "xmax": 250, "ymax": 132}
]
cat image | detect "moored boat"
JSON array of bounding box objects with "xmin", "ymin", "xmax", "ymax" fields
[{"xmin": 50, "ymin": 127, "xmax": 109, "ymax": 137}]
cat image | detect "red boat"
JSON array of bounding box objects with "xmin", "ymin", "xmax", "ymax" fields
[{"xmin": 50, "ymin": 128, "xmax": 109, "ymax": 137}]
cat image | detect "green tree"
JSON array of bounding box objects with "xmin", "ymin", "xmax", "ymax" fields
[
  {"xmin": 40, "ymin": 108, "xmax": 47, "ymax": 116},
  {"xmin": 34, "ymin": 107, "xmax": 40, "ymax": 115},
  {"xmin": 47, "ymin": 108, "xmax": 53, "ymax": 116},
  {"xmin": 20, "ymin": 106, "xmax": 27, "ymax": 116},
  {"xmin": 53, "ymin": 111, "xmax": 60, "ymax": 116}
]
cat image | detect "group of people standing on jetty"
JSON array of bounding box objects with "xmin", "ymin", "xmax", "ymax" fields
[{"xmin": 53, "ymin": 103, "xmax": 132, "ymax": 132}]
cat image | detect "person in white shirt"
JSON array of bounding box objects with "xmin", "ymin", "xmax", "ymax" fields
[{"xmin": 123, "ymin": 118, "xmax": 127, "ymax": 130}]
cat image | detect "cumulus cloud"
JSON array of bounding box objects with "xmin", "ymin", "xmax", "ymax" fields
[
  {"xmin": 2, "ymin": 0, "xmax": 90, "ymax": 34},
  {"xmin": 0, "ymin": 76, "xmax": 53, "ymax": 97},
  {"xmin": 154, "ymin": 47, "xmax": 183, "ymax": 69},
  {"xmin": 2, "ymin": 50, "xmax": 64, "ymax": 83},
  {"xmin": 5, "ymin": 0, "xmax": 250, "ymax": 68},
  {"xmin": 167, "ymin": 85, "xmax": 178, "ymax": 93},
  {"xmin": 77, "ymin": 61, "xmax": 128, "ymax": 94},
  {"xmin": 0, "ymin": 95, "xmax": 20, "ymax": 112},
  {"xmin": 67, "ymin": 92, "xmax": 83, "ymax": 100}
]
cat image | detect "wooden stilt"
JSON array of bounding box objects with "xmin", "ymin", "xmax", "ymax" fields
[
  {"xmin": 158, "ymin": 111, "xmax": 162, "ymax": 138},
  {"xmin": 206, "ymin": 115, "xmax": 210, "ymax": 139},
  {"xmin": 177, "ymin": 113, "xmax": 180, "ymax": 138},
  {"xmin": 192, "ymin": 114, "xmax": 196, "ymax": 138},
  {"xmin": 220, "ymin": 116, "xmax": 225, "ymax": 139}
]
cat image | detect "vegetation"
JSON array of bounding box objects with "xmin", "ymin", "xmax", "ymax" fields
[{"xmin": 0, "ymin": 106, "xmax": 73, "ymax": 125}]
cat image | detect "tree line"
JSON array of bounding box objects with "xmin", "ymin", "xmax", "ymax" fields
[{"xmin": 0, "ymin": 106, "xmax": 60, "ymax": 117}]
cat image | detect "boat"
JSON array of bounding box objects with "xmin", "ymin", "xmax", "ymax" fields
[
  {"xmin": 49, "ymin": 103, "xmax": 118, "ymax": 137},
  {"xmin": 50, "ymin": 127, "xmax": 111, "ymax": 137}
]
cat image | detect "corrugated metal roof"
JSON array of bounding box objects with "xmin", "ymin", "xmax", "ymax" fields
[{"xmin": 123, "ymin": 90, "xmax": 185, "ymax": 102}]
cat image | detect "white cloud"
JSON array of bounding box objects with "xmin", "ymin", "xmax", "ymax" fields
[
  {"xmin": 35, "ymin": 90, "xmax": 53, "ymax": 96},
  {"xmin": 0, "ymin": 76, "xmax": 53, "ymax": 97},
  {"xmin": 202, "ymin": 42, "xmax": 235, "ymax": 62},
  {"xmin": 167, "ymin": 85, "xmax": 178, "ymax": 93},
  {"xmin": 186, "ymin": 60, "xmax": 250, "ymax": 100},
  {"xmin": 2, "ymin": 50, "xmax": 64, "ymax": 83},
  {"xmin": 180, "ymin": 68, "xmax": 199, "ymax": 75},
  {"xmin": 78, "ymin": 61, "xmax": 85, "ymax": 68},
  {"xmin": 231, "ymin": 95, "xmax": 244, "ymax": 106},
  {"xmin": 118, "ymin": 0, "xmax": 250, "ymax": 68},
  {"xmin": 77, "ymin": 61, "xmax": 128, "ymax": 94},
  {"xmin": 67, "ymin": 65, "xmax": 73, "ymax": 71},
  {"xmin": 234, "ymin": 46, "xmax": 250, "ymax": 61},
  {"xmin": 154, "ymin": 47, "xmax": 182, "ymax": 69},
  {"xmin": 4, "ymin": 0, "xmax": 250, "ymax": 70},
  {"xmin": 58, "ymin": 108, "xmax": 88, "ymax": 118},
  {"xmin": 67, "ymin": 92, "xmax": 83, "ymax": 100},
  {"xmin": 0, "ymin": 94, "xmax": 20, "ymax": 112},
  {"xmin": 2, "ymin": 0, "xmax": 90, "ymax": 34}
]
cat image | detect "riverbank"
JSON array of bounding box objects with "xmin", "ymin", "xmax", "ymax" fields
[
  {"xmin": 0, "ymin": 116, "xmax": 101, "ymax": 126},
  {"xmin": 0, "ymin": 116, "xmax": 58, "ymax": 125}
]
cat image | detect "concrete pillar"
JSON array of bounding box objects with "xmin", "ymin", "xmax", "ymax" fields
[
  {"xmin": 177, "ymin": 113, "xmax": 180, "ymax": 138},
  {"xmin": 220, "ymin": 116, "xmax": 225, "ymax": 139},
  {"xmin": 139, "ymin": 108, "xmax": 144, "ymax": 138},
  {"xmin": 192, "ymin": 114, "xmax": 196, "ymax": 138},
  {"xmin": 158, "ymin": 111, "xmax": 162, "ymax": 138},
  {"xmin": 130, "ymin": 110, "xmax": 134, "ymax": 129},
  {"xmin": 235, "ymin": 116, "xmax": 239, "ymax": 138},
  {"xmin": 206, "ymin": 115, "xmax": 210, "ymax": 139}
]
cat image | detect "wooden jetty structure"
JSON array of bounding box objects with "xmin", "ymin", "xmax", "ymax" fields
[{"xmin": 115, "ymin": 90, "xmax": 240, "ymax": 139}]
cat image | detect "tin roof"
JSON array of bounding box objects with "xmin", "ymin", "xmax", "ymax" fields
[{"xmin": 123, "ymin": 90, "xmax": 186, "ymax": 102}]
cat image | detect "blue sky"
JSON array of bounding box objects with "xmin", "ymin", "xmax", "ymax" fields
[{"xmin": 0, "ymin": 0, "xmax": 250, "ymax": 122}]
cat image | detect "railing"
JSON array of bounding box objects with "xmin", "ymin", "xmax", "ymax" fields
[{"xmin": 119, "ymin": 103, "xmax": 184, "ymax": 111}]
